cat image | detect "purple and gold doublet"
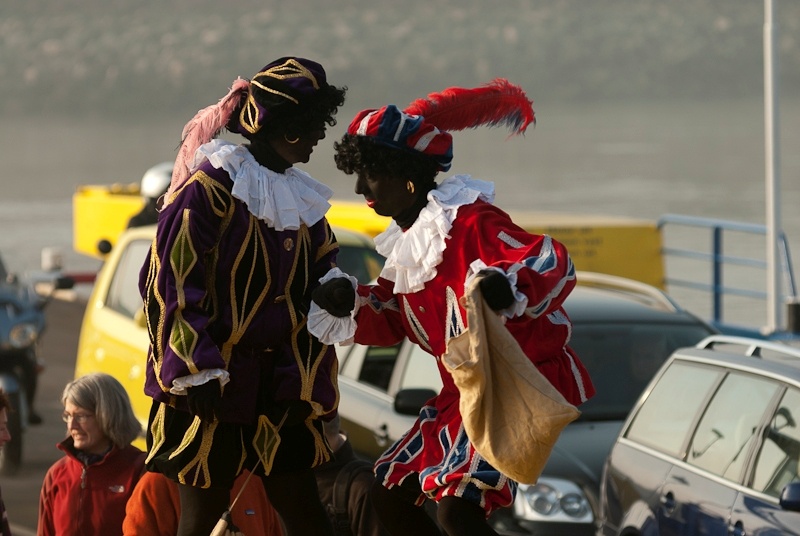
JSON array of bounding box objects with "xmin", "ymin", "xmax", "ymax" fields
[{"xmin": 139, "ymin": 153, "xmax": 339, "ymax": 485}]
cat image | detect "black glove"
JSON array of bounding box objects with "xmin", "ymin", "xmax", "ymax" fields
[
  {"xmin": 270, "ymin": 400, "xmax": 314, "ymax": 427},
  {"xmin": 478, "ymin": 270, "xmax": 515, "ymax": 311},
  {"xmin": 186, "ymin": 380, "xmax": 222, "ymax": 422},
  {"xmin": 312, "ymin": 277, "xmax": 356, "ymax": 317}
]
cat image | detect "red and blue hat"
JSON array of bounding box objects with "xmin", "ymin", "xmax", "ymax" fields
[
  {"xmin": 346, "ymin": 79, "xmax": 535, "ymax": 173},
  {"xmin": 348, "ymin": 105, "xmax": 454, "ymax": 171}
]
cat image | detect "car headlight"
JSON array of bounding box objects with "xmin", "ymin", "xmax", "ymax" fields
[
  {"xmin": 9, "ymin": 322, "xmax": 38, "ymax": 348},
  {"xmin": 513, "ymin": 477, "xmax": 593, "ymax": 523}
]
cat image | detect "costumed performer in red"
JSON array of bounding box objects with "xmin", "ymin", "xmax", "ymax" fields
[{"xmin": 308, "ymin": 80, "xmax": 595, "ymax": 535}]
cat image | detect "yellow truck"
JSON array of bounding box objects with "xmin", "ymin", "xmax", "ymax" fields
[{"xmin": 73, "ymin": 183, "xmax": 665, "ymax": 288}]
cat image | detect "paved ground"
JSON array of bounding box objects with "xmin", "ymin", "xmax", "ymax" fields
[{"xmin": 4, "ymin": 296, "xmax": 86, "ymax": 535}]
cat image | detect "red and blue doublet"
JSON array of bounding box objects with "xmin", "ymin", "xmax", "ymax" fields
[
  {"xmin": 312, "ymin": 176, "xmax": 594, "ymax": 514},
  {"xmin": 140, "ymin": 140, "xmax": 340, "ymax": 487}
]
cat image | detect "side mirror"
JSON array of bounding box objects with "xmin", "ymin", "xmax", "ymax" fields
[
  {"xmin": 780, "ymin": 482, "xmax": 800, "ymax": 512},
  {"xmin": 394, "ymin": 388, "xmax": 437, "ymax": 416},
  {"xmin": 133, "ymin": 308, "xmax": 148, "ymax": 329},
  {"xmin": 97, "ymin": 239, "xmax": 113, "ymax": 255},
  {"xmin": 54, "ymin": 275, "xmax": 75, "ymax": 290}
]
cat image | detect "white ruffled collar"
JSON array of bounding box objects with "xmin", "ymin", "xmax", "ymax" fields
[
  {"xmin": 374, "ymin": 175, "xmax": 495, "ymax": 293},
  {"xmin": 194, "ymin": 139, "xmax": 332, "ymax": 231}
]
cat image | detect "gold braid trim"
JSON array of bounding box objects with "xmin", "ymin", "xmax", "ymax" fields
[
  {"xmin": 252, "ymin": 415, "xmax": 284, "ymax": 475},
  {"xmin": 168, "ymin": 209, "xmax": 201, "ymax": 373},
  {"xmin": 315, "ymin": 221, "xmax": 338, "ymax": 263},
  {"xmin": 173, "ymin": 417, "xmax": 218, "ymax": 488},
  {"xmin": 144, "ymin": 402, "xmax": 167, "ymax": 465},
  {"xmin": 249, "ymin": 80, "xmax": 298, "ymax": 105},
  {"xmin": 145, "ymin": 240, "xmax": 169, "ymax": 393},
  {"xmin": 254, "ymin": 58, "xmax": 320, "ymax": 90}
]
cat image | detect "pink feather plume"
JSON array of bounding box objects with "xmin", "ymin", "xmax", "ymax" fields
[{"xmin": 166, "ymin": 78, "xmax": 250, "ymax": 201}]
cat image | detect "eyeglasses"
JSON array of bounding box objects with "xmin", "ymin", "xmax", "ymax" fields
[{"xmin": 61, "ymin": 412, "xmax": 94, "ymax": 424}]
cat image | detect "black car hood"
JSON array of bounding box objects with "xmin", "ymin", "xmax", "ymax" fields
[{"xmin": 541, "ymin": 419, "xmax": 625, "ymax": 492}]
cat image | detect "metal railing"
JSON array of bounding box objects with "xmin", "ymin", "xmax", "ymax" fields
[
  {"xmin": 576, "ymin": 270, "xmax": 680, "ymax": 312},
  {"xmin": 657, "ymin": 214, "xmax": 798, "ymax": 335}
]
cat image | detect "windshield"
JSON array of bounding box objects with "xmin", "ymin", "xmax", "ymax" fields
[
  {"xmin": 336, "ymin": 245, "xmax": 385, "ymax": 283},
  {"xmin": 569, "ymin": 322, "xmax": 714, "ymax": 421}
]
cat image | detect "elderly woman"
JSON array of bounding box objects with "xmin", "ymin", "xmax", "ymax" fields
[
  {"xmin": 139, "ymin": 56, "xmax": 346, "ymax": 536},
  {"xmin": 38, "ymin": 373, "xmax": 145, "ymax": 536},
  {"xmin": 310, "ymin": 80, "xmax": 595, "ymax": 535}
]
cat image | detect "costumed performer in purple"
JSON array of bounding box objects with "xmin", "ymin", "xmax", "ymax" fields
[
  {"xmin": 139, "ymin": 56, "xmax": 346, "ymax": 536},
  {"xmin": 308, "ymin": 80, "xmax": 595, "ymax": 535}
]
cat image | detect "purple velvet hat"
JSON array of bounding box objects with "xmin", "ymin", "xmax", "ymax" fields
[{"xmin": 234, "ymin": 57, "xmax": 329, "ymax": 136}]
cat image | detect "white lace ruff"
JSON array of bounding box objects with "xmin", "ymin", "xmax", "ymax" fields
[
  {"xmin": 195, "ymin": 139, "xmax": 333, "ymax": 231},
  {"xmin": 375, "ymin": 175, "xmax": 495, "ymax": 293}
]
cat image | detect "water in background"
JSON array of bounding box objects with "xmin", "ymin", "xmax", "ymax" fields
[{"xmin": 2, "ymin": 97, "xmax": 799, "ymax": 328}]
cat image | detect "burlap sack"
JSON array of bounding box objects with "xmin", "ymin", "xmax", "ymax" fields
[{"xmin": 442, "ymin": 279, "xmax": 580, "ymax": 484}]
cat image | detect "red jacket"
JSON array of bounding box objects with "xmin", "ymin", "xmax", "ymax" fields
[{"xmin": 38, "ymin": 438, "xmax": 146, "ymax": 536}]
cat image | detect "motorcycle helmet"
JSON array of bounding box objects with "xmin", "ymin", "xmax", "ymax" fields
[{"xmin": 140, "ymin": 161, "xmax": 173, "ymax": 199}]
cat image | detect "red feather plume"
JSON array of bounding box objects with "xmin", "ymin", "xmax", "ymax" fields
[{"xmin": 402, "ymin": 78, "xmax": 535, "ymax": 135}]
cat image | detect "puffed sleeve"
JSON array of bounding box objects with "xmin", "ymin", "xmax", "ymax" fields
[
  {"xmin": 139, "ymin": 172, "xmax": 234, "ymax": 394},
  {"xmin": 459, "ymin": 202, "xmax": 576, "ymax": 319}
]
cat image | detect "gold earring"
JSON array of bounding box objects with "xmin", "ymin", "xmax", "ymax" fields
[
  {"xmin": 406, "ymin": 181, "xmax": 415, "ymax": 194},
  {"xmin": 284, "ymin": 134, "xmax": 300, "ymax": 144}
]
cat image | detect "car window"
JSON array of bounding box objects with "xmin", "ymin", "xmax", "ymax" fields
[
  {"xmin": 686, "ymin": 372, "xmax": 779, "ymax": 481},
  {"xmin": 106, "ymin": 239, "xmax": 150, "ymax": 319},
  {"xmin": 400, "ymin": 345, "xmax": 443, "ymax": 392},
  {"xmin": 569, "ymin": 323, "xmax": 713, "ymax": 420},
  {"xmin": 357, "ymin": 343, "xmax": 402, "ymax": 392},
  {"xmin": 336, "ymin": 245, "xmax": 385, "ymax": 283},
  {"xmin": 752, "ymin": 387, "xmax": 800, "ymax": 497},
  {"xmin": 625, "ymin": 361, "xmax": 722, "ymax": 457}
]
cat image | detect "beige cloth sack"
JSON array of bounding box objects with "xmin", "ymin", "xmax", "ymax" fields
[{"xmin": 443, "ymin": 279, "xmax": 580, "ymax": 484}]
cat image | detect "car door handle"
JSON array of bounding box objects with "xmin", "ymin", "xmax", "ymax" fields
[
  {"xmin": 374, "ymin": 423, "xmax": 390, "ymax": 447},
  {"xmin": 729, "ymin": 520, "xmax": 745, "ymax": 536},
  {"xmin": 660, "ymin": 491, "xmax": 676, "ymax": 516}
]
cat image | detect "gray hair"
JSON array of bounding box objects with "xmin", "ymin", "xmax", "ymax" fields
[{"xmin": 61, "ymin": 373, "xmax": 141, "ymax": 448}]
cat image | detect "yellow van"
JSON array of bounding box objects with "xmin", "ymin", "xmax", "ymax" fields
[
  {"xmin": 74, "ymin": 224, "xmax": 384, "ymax": 448},
  {"xmin": 74, "ymin": 185, "xmax": 665, "ymax": 288}
]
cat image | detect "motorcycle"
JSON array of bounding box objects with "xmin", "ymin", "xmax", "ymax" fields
[{"xmin": 0, "ymin": 252, "xmax": 73, "ymax": 475}]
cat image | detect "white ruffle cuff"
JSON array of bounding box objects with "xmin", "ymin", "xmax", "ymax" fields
[
  {"xmin": 307, "ymin": 268, "xmax": 360, "ymax": 345},
  {"xmin": 465, "ymin": 259, "xmax": 528, "ymax": 319},
  {"xmin": 169, "ymin": 368, "xmax": 231, "ymax": 396}
]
